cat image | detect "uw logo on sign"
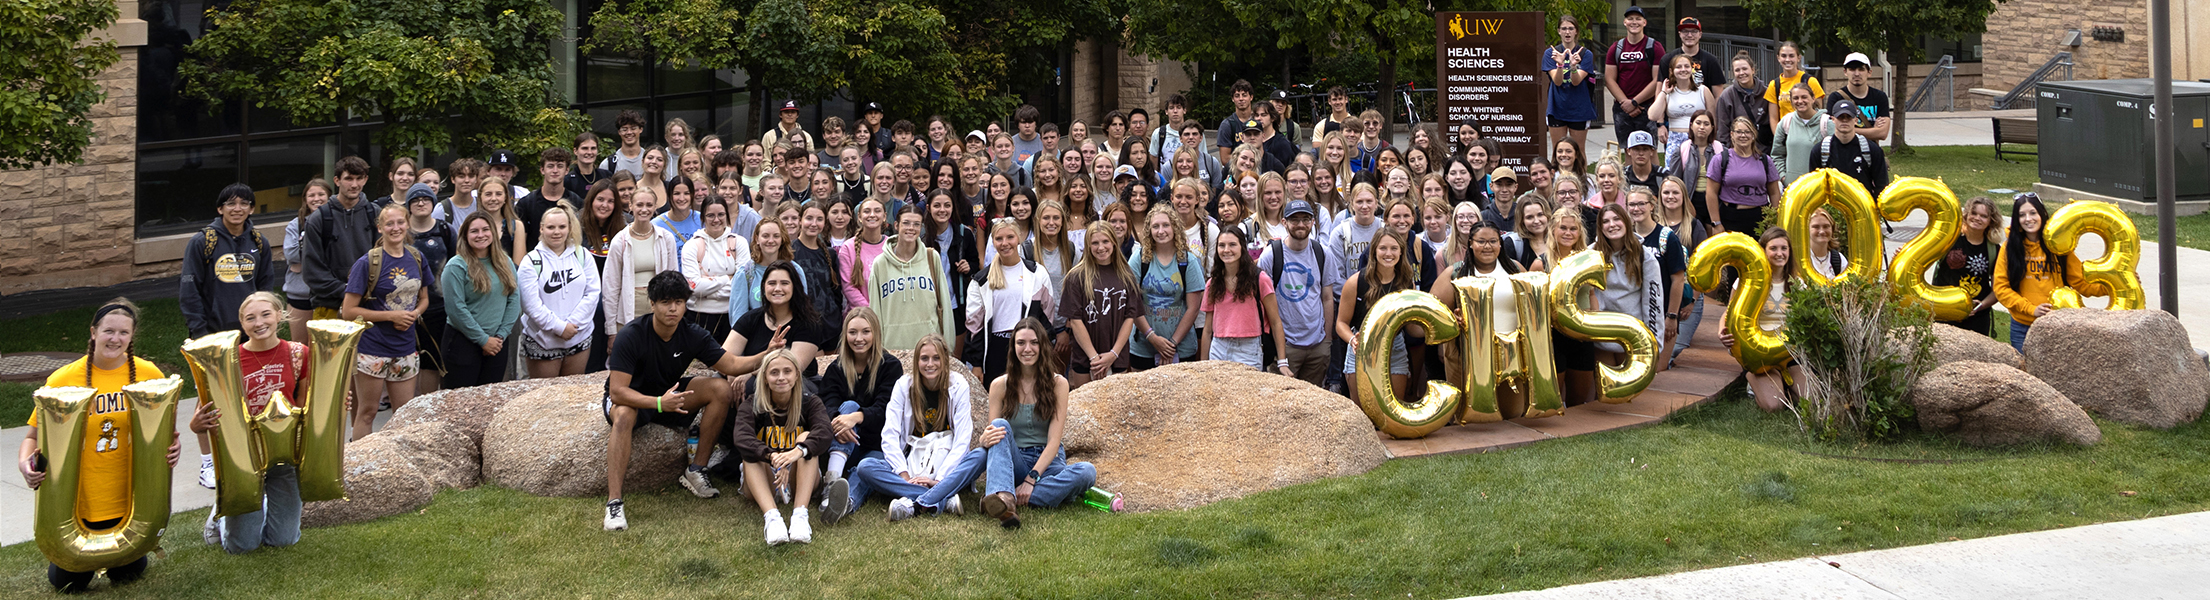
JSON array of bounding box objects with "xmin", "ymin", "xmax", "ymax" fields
[{"xmin": 1448, "ymin": 14, "xmax": 1504, "ymax": 39}]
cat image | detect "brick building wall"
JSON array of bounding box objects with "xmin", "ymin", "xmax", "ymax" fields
[
  {"xmin": 0, "ymin": 52, "xmax": 147, "ymax": 295},
  {"xmin": 1983, "ymin": 0, "xmax": 2151, "ymax": 93}
]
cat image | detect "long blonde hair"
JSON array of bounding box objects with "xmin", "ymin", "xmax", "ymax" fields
[
  {"xmin": 1031, "ymin": 200, "xmax": 1075, "ymax": 274},
  {"xmin": 1545, "ymin": 206, "xmax": 1586, "ymax": 269},
  {"xmin": 984, "ymin": 218, "xmax": 1025, "ymax": 290},
  {"xmin": 835, "ymin": 307, "xmax": 885, "ymax": 398},
  {"xmin": 1068, "ymin": 221, "xmax": 1135, "ymax": 299},
  {"xmin": 750, "ymin": 349, "xmax": 805, "ymax": 432},
  {"xmin": 1137, "ymin": 203, "xmax": 1188, "ymax": 265}
]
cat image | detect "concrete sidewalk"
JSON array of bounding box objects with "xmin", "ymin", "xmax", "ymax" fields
[{"xmin": 1467, "ymin": 510, "xmax": 2210, "ymax": 599}]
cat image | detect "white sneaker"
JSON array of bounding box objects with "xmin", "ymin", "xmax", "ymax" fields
[
  {"xmin": 202, "ymin": 509, "xmax": 221, "ymax": 545},
  {"xmin": 763, "ymin": 512, "xmax": 790, "ymax": 545},
  {"xmin": 603, "ymin": 500, "xmax": 628, "ymax": 531},
  {"xmin": 822, "ymin": 478, "xmax": 852, "ymax": 525},
  {"xmin": 198, "ymin": 455, "xmax": 216, "ymax": 489},
  {"xmin": 944, "ymin": 494, "xmax": 964, "ymax": 516},
  {"xmin": 887, "ymin": 498, "xmax": 916, "ymax": 522},
  {"xmin": 678, "ymin": 469, "xmax": 720, "ymax": 498},
  {"xmin": 788, "ymin": 508, "xmax": 813, "ymax": 544}
]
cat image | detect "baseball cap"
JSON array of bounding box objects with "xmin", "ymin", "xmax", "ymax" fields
[
  {"xmin": 1843, "ymin": 52, "xmax": 1873, "ymax": 69},
  {"xmin": 487, "ymin": 149, "xmax": 517, "ymax": 167},
  {"xmin": 1114, "ymin": 165, "xmax": 1139, "ymax": 180},
  {"xmin": 1623, "ymin": 6, "xmax": 1645, "ymax": 18},
  {"xmin": 1241, "ymin": 119, "xmax": 1263, "ymax": 133},
  {"xmin": 1627, "ymin": 130, "xmax": 1656, "ymax": 149},
  {"xmin": 863, "ymin": 102, "xmax": 883, "ymax": 114},
  {"xmin": 966, "ymin": 130, "xmax": 987, "ymax": 143},
  {"xmin": 1490, "ymin": 166, "xmax": 1518, "ymax": 183},
  {"xmin": 1285, "ymin": 200, "xmax": 1317, "ymax": 218},
  {"xmin": 780, "ymin": 100, "xmax": 799, "ymax": 111},
  {"xmin": 1272, "ymin": 90, "xmax": 1291, "ymax": 102},
  {"xmin": 1830, "ymin": 99, "xmax": 1860, "ymax": 120},
  {"xmin": 1677, "ymin": 17, "xmax": 1701, "ymax": 31},
  {"xmin": 405, "ymin": 182, "xmax": 438, "ymax": 203}
]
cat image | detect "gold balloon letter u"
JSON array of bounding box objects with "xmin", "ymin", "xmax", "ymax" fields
[{"xmin": 33, "ymin": 378, "xmax": 183, "ymax": 573}]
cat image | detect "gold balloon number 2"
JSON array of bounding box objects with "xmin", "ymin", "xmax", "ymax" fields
[{"xmin": 1690, "ymin": 168, "xmax": 2146, "ymax": 372}]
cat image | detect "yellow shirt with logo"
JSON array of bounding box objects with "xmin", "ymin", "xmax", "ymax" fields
[{"xmin": 27, "ymin": 357, "xmax": 164, "ymax": 524}]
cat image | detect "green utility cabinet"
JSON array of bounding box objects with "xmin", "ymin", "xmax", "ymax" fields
[{"xmin": 2037, "ymin": 79, "xmax": 2210, "ymax": 201}]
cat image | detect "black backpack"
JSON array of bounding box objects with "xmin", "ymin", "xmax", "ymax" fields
[{"xmin": 1266, "ymin": 239, "xmax": 1327, "ymax": 291}]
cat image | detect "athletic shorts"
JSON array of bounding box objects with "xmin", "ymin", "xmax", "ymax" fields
[
  {"xmin": 288, "ymin": 296, "xmax": 313, "ymax": 312},
  {"xmin": 1547, "ymin": 116, "xmax": 1590, "ymax": 131},
  {"xmin": 354, "ymin": 353, "xmax": 420, "ymax": 382},
  {"xmin": 604, "ymin": 375, "xmax": 699, "ymax": 431}
]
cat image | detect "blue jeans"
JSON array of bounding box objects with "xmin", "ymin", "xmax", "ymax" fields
[
  {"xmin": 847, "ymin": 452, "xmax": 928, "ymax": 508},
  {"xmin": 220, "ymin": 465, "xmax": 301, "ymax": 554},
  {"xmin": 2010, "ymin": 319, "xmax": 2030, "ymax": 351},
  {"xmin": 831, "ymin": 401, "xmax": 862, "ymax": 472},
  {"xmin": 927, "ymin": 419, "xmax": 1098, "ymax": 509},
  {"xmin": 1672, "ymin": 288, "xmax": 1705, "ymax": 358}
]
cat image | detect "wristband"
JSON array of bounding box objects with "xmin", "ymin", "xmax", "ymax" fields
[{"xmin": 655, "ymin": 395, "xmax": 664, "ymax": 412}]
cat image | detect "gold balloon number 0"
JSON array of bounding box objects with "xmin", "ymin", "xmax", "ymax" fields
[{"xmin": 1355, "ymin": 250, "xmax": 1659, "ymax": 438}]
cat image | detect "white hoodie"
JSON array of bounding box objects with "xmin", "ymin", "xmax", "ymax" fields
[
  {"xmin": 517, "ymin": 242, "xmax": 602, "ymax": 350},
  {"xmin": 880, "ymin": 373, "xmax": 974, "ymax": 481},
  {"xmin": 680, "ymin": 227, "xmax": 752, "ymax": 315}
]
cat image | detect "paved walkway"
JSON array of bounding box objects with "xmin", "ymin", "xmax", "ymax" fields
[{"xmin": 1465, "ymin": 510, "xmax": 2210, "ymax": 599}]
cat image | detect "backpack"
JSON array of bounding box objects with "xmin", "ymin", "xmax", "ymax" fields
[
  {"xmin": 200, "ymin": 225, "xmax": 269, "ymax": 276},
  {"xmin": 1712, "ymin": 144, "xmax": 1776, "ymax": 202},
  {"xmin": 1817, "ymin": 133, "xmax": 1872, "ymax": 172},
  {"xmin": 363, "ymin": 243, "xmax": 425, "ymax": 303}
]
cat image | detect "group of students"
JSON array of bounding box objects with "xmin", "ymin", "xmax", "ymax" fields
[{"xmin": 21, "ymin": 65, "xmax": 2101, "ymax": 587}]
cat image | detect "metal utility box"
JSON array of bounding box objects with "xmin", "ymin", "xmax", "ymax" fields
[{"xmin": 2037, "ymin": 79, "xmax": 2210, "ymax": 201}]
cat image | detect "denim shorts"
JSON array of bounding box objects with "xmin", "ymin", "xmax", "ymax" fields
[{"xmin": 1341, "ymin": 334, "xmax": 1410, "ymax": 375}]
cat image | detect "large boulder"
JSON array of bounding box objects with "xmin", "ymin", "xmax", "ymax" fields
[
  {"xmin": 481, "ymin": 384, "xmax": 689, "ymax": 497},
  {"xmin": 380, "ymin": 421, "xmax": 481, "ymax": 490},
  {"xmin": 1930, "ymin": 323, "xmax": 2020, "ymax": 368},
  {"xmin": 2023, "ymin": 309, "xmax": 2210, "ymax": 429},
  {"xmin": 388, "ymin": 373, "xmax": 606, "ymax": 445},
  {"xmin": 300, "ymin": 429, "xmax": 438, "ymax": 528},
  {"xmin": 1062, "ymin": 361, "xmax": 1388, "ymax": 512},
  {"xmin": 1911, "ymin": 361, "xmax": 2101, "ymax": 447}
]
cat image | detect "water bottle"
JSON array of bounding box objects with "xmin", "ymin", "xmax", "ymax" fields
[
  {"xmin": 686, "ymin": 424, "xmax": 700, "ymax": 462},
  {"xmin": 1081, "ymin": 487, "xmax": 1123, "ymax": 513}
]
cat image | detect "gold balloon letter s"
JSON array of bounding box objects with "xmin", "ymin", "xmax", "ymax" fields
[
  {"xmin": 1546, "ymin": 250, "xmax": 1659, "ymax": 402},
  {"xmin": 33, "ymin": 377, "xmax": 183, "ymax": 573}
]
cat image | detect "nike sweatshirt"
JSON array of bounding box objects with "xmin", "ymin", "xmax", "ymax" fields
[{"xmin": 518, "ymin": 242, "xmax": 602, "ymax": 350}]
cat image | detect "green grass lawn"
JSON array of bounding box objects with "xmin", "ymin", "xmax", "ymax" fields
[
  {"xmin": 1889, "ymin": 145, "xmax": 2042, "ymax": 202},
  {"xmin": 6, "ymin": 384, "xmax": 2205, "ymax": 598}
]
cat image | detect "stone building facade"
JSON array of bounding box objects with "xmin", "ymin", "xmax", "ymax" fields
[
  {"xmin": 1067, "ymin": 39, "xmax": 1192, "ymax": 133},
  {"xmin": 0, "ymin": 14, "xmax": 153, "ymax": 294},
  {"xmin": 1982, "ymin": 0, "xmax": 2210, "ymax": 98}
]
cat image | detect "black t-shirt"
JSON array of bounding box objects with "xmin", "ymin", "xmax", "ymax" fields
[
  {"xmin": 607, "ymin": 315, "xmax": 727, "ymax": 396},
  {"xmin": 565, "ymin": 168, "xmax": 612, "ymax": 200},
  {"xmin": 1932, "ymin": 236, "xmax": 1998, "ymax": 302},
  {"xmin": 1827, "ymin": 87, "xmax": 1892, "ymax": 124},
  {"xmin": 517, "ymin": 189, "xmax": 581, "ymax": 250},
  {"xmin": 731, "ymin": 308, "xmax": 834, "ymax": 360},
  {"xmin": 1261, "ymin": 134, "xmax": 1299, "ymax": 174},
  {"xmin": 1661, "ymin": 48, "xmax": 1726, "ymax": 91}
]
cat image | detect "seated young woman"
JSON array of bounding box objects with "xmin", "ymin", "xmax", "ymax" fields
[
  {"xmin": 814, "ymin": 307, "xmax": 903, "ymax": 510},
  {"xmin": 826, "ymin": 334, "xmax": 975, "ymax": 522},
  {"xmin": 928, "ymin": 318, "xmax": 1097, "ymax": 528},
  {"xmin": 729, "ymin": 348, "xmax": 834, "ymax": 545}
]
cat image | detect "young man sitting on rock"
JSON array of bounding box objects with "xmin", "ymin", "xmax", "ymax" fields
[{"xmin": 601, "ymin": 271, "xmax": 760, "ymax": 531}]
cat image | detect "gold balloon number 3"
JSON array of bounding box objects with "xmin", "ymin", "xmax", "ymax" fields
[{"xmin": 2043, "ymin": 201, "xmax": 2147, "ymax": 310}]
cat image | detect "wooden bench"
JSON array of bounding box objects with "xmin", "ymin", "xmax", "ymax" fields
[{"xmin": 1993, "ymin": 117, "xmax": 2037, "ymax": 162}]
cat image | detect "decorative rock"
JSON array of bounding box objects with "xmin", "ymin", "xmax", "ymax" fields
[
  {"xmin": 1062, "ymin": 361, "xmax": 1388, "ymax": 512},
  {"xmin": 1929, "ymin": 323, "xmax": 2021, "ymax": 368},
  {"xmin": 1911, "ymin": 361, "xmax": 2100, "ymax": 447},
  {"xmin": 300, "ymin": 430, "xmax": 437, "ymax": 528},
  {"xmin": 389, "ymin": 373, "xmax": 607, "ymax": 445},
  {"xmin": 481, "ymin": 384, "xmax": 688, "ymax": 497},
  {"xmin": 2023, "ymin": 309, "xmax": 2210, "ymax": 429},
  {"xmin": 380, "ymin": 421, "xmax": 482, "ymax": 490}
]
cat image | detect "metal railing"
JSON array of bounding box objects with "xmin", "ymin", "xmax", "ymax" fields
[
  {"xmin": 1905, "ymin": 55, "xmax": 1957, "ymax": 112},
  {"xmin": 1992, "ymin": 51, "xmax": 2074, "ymax": 109}
]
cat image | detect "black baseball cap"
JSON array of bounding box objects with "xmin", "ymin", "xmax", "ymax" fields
[
  {"xmin": 1285, "ymin": 200, "xmax": 1317, "ymax": 218},
  {"xmin": 781, "ymin": 100, "xmax": 799, "ymax": 111},
  {"xmin": 862, "ymin": 102, "xmax": 883, "ymax": 114},
  {"xmin": 1241, "ymin": 119, "xmax": 1263, "ymax": 133},
  {"xmin": 487, "ymin": 149, "xmax": 517, "ymax": 167},
  {"xmin": 1623, "ymin": 6, "xmax": 1646, "ymax": 18},
  {"xmin": 1272, "ymin": 90, "xmax": 1291, "ymax": 102}
]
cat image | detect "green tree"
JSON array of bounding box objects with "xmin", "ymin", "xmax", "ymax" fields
[
  {"xmin": 1120, "ymin": 0, "xmax": 1606, "ymax": 134},
  {"xmin": 1739, "ymin": 0, "xmax": 2006, "ymax": 153},
  {"xmin": 182, "ymin": 0, "xmax": 586, "ymax": 161},
  {"xmin": 0, "ymin": 0, "xmax": 120, "ymax": 170},
  {"xmin": 587, "ymin": 0, "xmax": 1109, "ymax": 131}
]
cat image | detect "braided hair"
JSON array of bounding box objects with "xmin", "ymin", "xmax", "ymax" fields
[{"xmin": 86, "ymin": 297, "xmax": 143, "ymax": 386}]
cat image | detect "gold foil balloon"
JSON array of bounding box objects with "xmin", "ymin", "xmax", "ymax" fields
[
  {"xmin": 1688, "ymin": 233, "xmax": 1791, "ymax": 373},
  {"xmin": 180, "ymin": 330, "xmax": 265, "ymax": 518},
  {"xmin": 1779, "ymin": 169, "xmax": 1885, "ymax": 286},
  {"xmin": 33, "ymin": 377, "xmax": 183, "ymax": 574},
  {"xmin": 255, "ymin": 392, "xmax": 302, "ymax": 469},
  {"xmin": 2042, "ymin": 201, "xmax": 2147, "ymax": 310},
  {"xmin": 1354, "ymin": 290, "xmax": 1463, "ymax": 439},
  {"xmin": 1879, "ymin": 177, "xmax": 1972, "ymax": 321},
  {"xmin": 1545, "ymin": 250, "xmax": 1660, "ymax": 402},
  {"xmin": 1447, "ymin": 274, "xmax": 1563, "ymax": 422},
  {"xmin": 301, "ymin": 319, "xmax": 366, "ymax": 502}
]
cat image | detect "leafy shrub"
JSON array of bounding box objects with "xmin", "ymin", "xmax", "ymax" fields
[{"xmin": 1781, "ymin": 276, "xmax": 1936, "ymax": 442}]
